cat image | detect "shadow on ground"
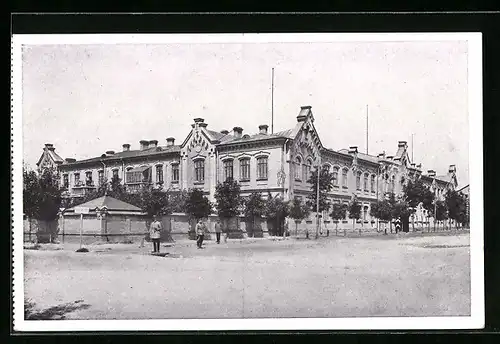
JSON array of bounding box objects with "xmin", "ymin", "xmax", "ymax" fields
[{"xmin": 25, "ymin": 299, "xmax": 91, "ymax": 320}]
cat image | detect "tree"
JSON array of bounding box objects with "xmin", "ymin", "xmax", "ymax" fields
[
  {"xmin": 137, "ymin": 185, "xmax": 171, "ymax": 217},
  {"xmin": 403, "ymin": 178, "xmax": 434, "ymax": 231},
  {"xmin": 347, "ymin": 196, "xmax": 362, "ymax": 235},
  {"xmin": 242, "ymin": 192, "xmax": 266, "ymax": 238},
  {"xmin": 306, "ymin": 165, "xmax": 334, "ymax": 238},
  {"xmin": 329, "ymin": 203, "xmax": 347, "ymax": 236},
  {"xmin": 166, "ymin": 189, "xmax": 189, "ymax": 214},
  {"xmin": 185, "ymin": 188, "xmax": 212, "ymax": 220},
  {"xmin": 433, "ymin": 200, "xmax": 448, "ymax": 231},
  {"xmin": 390, "ymin": 197, "xmax": 411, "ymax": 233},
  {"xmin": 370, "ymin": 200, "xmax": 393, "ymax": 235},
  {"xmin": 214, "ymin": 178, "xmax": 242, "ymax": 219},
  {"xmin": 445, "ymin": 190, "xmax": 468, "ymax": 230},
  {"xmin": 289, "ymin": 197, "xmax": 311, "ymax": 237},
  {"xmin": 264, "ymin": 193, "xmax": 290, "ymax": 236},
  {"xmin": 23, "ymin": 167, "xmax": 62, "ymax": 243}
]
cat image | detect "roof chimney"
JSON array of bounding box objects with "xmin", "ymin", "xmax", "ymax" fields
[
  {"xmin": 233, "ymin": 127, "xmax": 243, "ymax": 139},
  {"xmin": 386, "ymin": 155, "xmax": 394, "ymax": 161},
  {"xmin": 259, "ymin": 124, "xmax": 269, "ymax": 135},
  {"xmin": 398, "ymin": 141, "xmax": 407, "ymax": 148},
  {"xmin": 417, "ymin": 163, "xmax": 422, "ymax": 169},
  {"xmin": 448, "ymin": 164, "xmax": 456, "ymax": 174},
  {"xmin": 427, "ymin": 170, "xmax": 436, "ymax": 177},
  {"xmin": 149, "ymin": 140, "xmax": 158, "ymax": 148},
  {"xmin": 166, "ymin": 137, "xmax": 175, "ymax": 146},
  {"xmin": 44, "ymin": 143, "xmax": 55, "ymax": 151},
  {"xmin": 348, "ymin": 146, "xmax": 358, "ymax": 154},
  {"xmin": 64, "ymin": 158, "xmax": 76, "ymax": 163},
  {"xmin": 377, "ymin": 152, "xmax": 386, "ymax": 159},
  {"xmin": 139, "ymin": 140, "xmax": 149, "ymax": 150},
  {"xmin": 105, "ymin": 150, "xmax": 115, "ymax": 156},
  {"xmin": 194, "ymin": 118, "xmax": 204, "ymax": 123},
  {"xmin": 411, "ymin": 163, "xmax": 416, "ymax": 168},
  {"xmin": 220, "ymin": 129, "xmax": 229, "ymax": 135},
  {"xmin": 122, "ymin": 144, "xmax": 130, "ymax": 152}
]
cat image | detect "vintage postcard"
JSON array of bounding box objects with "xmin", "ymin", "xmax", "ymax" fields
[{"xmin": 11, "ymin": 33, "xmax": 484, "ymax": 331}]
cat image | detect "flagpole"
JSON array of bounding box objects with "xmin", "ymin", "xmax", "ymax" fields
[
  {"xmin": 366, "ymin": 105, "xmax": 369, "ymax": 155},
  {"xmin": 271, "ymin": 68, "xmax": 274, "ymax": 134}
]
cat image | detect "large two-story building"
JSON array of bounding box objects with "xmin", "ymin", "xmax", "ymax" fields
[{"xmin": 36, "ymin": 105, "xmax": 459, "ymax": 228}]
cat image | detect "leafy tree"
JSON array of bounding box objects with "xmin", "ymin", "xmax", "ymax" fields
[
  {"xmin": 137, "ymin": 185, "xmax": 171, "ymax": 217},
  {"xmin": 445, "ymin": 190, "xmax": 468, "ymax": 230},
  {"xmin": 370, "ymin": 200, "xmax": 393, "ymax": 235},
  {"xmin": 214, "ymin": 178, "xmax": 242, "ymax": 219},
  {"xmin": 185, "ymin": 188, "xmax": 212, "ymax": 220},
  {"xmin": 329, "ymin": 203, "xmax": 347, "ymax": 236},
  {"xmin": 347, "ymin": 196, "xmax": 362, "ymax": 235},
  {"xmin": 242, "ymin": 192, "xmax": 266, "ymax": 237},
  {"xmin": 165, "ymin": 189, "xmax": 189, "ymax": 214},
  {"xmin": 403, "ymin": 178, "xmax": 433, "ymax": 231},
  {"xmin": 433, "ymin": 200, "xmax": 448, "ymax": 231},
  {"xmin": 306, "ymin": 165, "xmax": 334, "ymax": 214},
  {"xmin": 264, "ymin": 193, "xmax": 290, "ymax": 236},
  {"xmin": 289, "ymin": 197, "xmax": 311, "ymax": 237},
  {"xmin": 390, "ymin": 198, "xmax": 411, "ymax": 233},
  {"xmin": 23, "ymin": 167, "xmax": 62, "ymax": 243}
]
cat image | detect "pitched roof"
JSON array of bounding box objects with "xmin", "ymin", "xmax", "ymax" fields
[
  {"xmin": 36, "ymin": 149, "xmax": 64, "ymax": 166},
  {"xmin": 67, "ymin": 195, "xmax": 142, "ymax": 212},
  {"xmin": 338, "ymin": 149, "xmax": 380, "ymax": 164},
  {"xmin": 218, "ymin": 130, "xmax": 294, "ymax": 145},
  {"xmin": 62, "ymin": 145, "xmax": 181, "ymax": 166}
]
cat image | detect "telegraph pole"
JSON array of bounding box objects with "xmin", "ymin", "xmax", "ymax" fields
[{"xmin": 315, "ymin": 161, "xmax": 321, "ymax": 239}]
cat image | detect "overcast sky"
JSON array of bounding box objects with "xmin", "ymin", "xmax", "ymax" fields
[{"xmin": 22, "ymin": 39, "xmax": 469, "ymax": 186}]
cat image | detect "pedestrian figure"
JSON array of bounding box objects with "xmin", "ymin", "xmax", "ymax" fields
[
  {"xmin": 150, "ymin": 215, "xmax": 162, "ymax": 253},
  {"xmin": 196, "ymin": 219, "xmax": 205, "ymax": 249},
  {"xmin": 283, "ymin": 219, "xmax": 289, "ymax": 238},
  {"xmin": 214, "ymin": 218, "xmax": 222, "ymax": 244}
]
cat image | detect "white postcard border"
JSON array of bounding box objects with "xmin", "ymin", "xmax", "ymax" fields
[{"xmin": 11, "ymin": 32, "xmax": 484, "ymax": 331}]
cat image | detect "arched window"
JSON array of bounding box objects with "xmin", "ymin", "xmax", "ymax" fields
[
  {"xmin": 155, "ymin": 165, "xmax": 164, "ymax": 184},
  {"xmin": 363, "ymin": 205, "xmax": 369, "ymax": 221},
  {"xmin": 295, "ymin": 156, "xmax": 302, "ymax": 180},
  {"xmin": 342, "ymin": 168, "xmax": 348, "ymax": 188},
  {"xmin": 171, "ymin": 163, "xmax": 179, "ymax": 183},
  {"xmin": 370, "ymin": 174, "xmax": 376, "ymax": 193},
  {"xmin": 356, "ymin": 171, "xmax": 361, "ymax": 190},
  {"xmin": 223, "ymin": 159, "xmax": 233, "ymax": 180},
  {"xmin": 194, "ymin": 159, "xmax": 205, "ymax": 182},
  {"xmin": 390, "ymin": 175, "xmax": 396, "ymax": 193},
  {"xmin": 240, "ymin": 158, "xmax": 250, "ymax": 181},
  {"xmin": 332, "ymin": 166, "xmax": 339, "ymax": 187},
  {"xmin": 257, "ymin": 156, "xmax": 268, "ymax": 180},
  {"xmin": 112, "ymin": 168, "xmax": 119, "ymax": 180},
  {"xmin": 363, "ymin": 173, "xmax": 369, "ymax": 191}
]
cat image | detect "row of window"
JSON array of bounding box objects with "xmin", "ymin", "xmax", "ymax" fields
[{"xmin": 223, "ymin": 157, "xmax": 268, "ymax": 182}]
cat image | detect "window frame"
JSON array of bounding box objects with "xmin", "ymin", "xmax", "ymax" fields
[
  {"xmin": 194, "ymin": 159, "xmax": 205, "ymax": 183},
  {"xmin": 332, "ymin": 166, "xmax": 339, "ymax": 187},
  {"xmin": 239, "ymin": 158, "xmax": 251, "ymax": 181},
  {"xmin": 295, "ymin": 156, "xmax": 302, "ymax": 181},
  {"xmin": 223, "ymin": 159, "xmax": 234, "ymax": 181},
  {"xmin": 171, "ymin": 163, "xmax": 179, "ymax": 183},
  {"xmin": 256, "ymin": 156, "xmax": 268, "ymax": 180},
  {"xmin": 155, "ymin": 164, "xmax": 164, "ymax": 184},
  {"xmin": 342, "ymin": 168, "xmax": 348, "ymax": 188},
  {"xmin": 356, "ymin": 171, "xmax": 362, "ymax": 190}
]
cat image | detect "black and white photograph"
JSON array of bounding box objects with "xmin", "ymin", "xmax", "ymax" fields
[{"xmin": 11, "ymin": 33, "xmax": 484, "ymax": 331}]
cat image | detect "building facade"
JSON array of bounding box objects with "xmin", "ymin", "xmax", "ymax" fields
[{"xmin": 37, "ymin": 105, "xmax": 459, "ymax": 228}]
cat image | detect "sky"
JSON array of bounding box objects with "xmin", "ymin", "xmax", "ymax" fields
[{"xmin": 22, "ymin": 39, "xmax": 470, "ymax": 186}]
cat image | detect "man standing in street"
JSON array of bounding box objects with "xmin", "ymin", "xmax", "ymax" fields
[
  {"xmin": 196, "ymin": 219, "xmax": 205, "ymax": 249},
  {"xmin": 214, "ymin": 218, "xmax": 222, "ymax": 244},
  {"xmin": 150, "ymin": 215, "xmax": 162, "ymax": 253}
]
